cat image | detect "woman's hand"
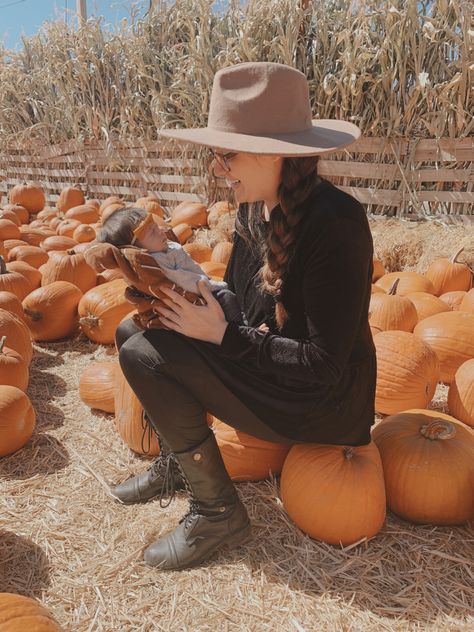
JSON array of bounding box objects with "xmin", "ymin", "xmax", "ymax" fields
[{"xmin": 154, "ymin": 279, "xmax": 228, "ymax": 345}]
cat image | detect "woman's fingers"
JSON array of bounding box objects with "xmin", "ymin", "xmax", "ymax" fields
[
  {"xmin": 160, "ymin": 286, "xmax": 189, "ymax": 307},
  {"xmin": 155, "ymin": 306, "xmax": 181, "ymax": 325}
]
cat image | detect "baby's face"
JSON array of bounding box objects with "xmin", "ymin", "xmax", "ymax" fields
[{"xmin": 137, "ymin": 222, "xmax": 168, "ymax": 252}]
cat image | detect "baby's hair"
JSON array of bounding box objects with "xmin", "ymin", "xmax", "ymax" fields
[{"xmin": 96, "ymin": 206, "xmax": 147, "ymax": 247}]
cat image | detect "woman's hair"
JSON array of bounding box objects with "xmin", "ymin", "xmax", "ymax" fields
[
  {"xmin": 96, "ymin": 206, "xmax": 148, "ymax": 247},
  {"xmin": 235, "ymin": 156, "xmax": 321, "ymax": 329}
]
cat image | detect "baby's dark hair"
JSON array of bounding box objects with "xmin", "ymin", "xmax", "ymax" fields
[{"xmin": 96, "ymin": 206, "xmax": 147, "ymax": 247}]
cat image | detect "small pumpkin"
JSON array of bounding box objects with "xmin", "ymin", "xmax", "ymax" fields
[
  {"xmin": 200, "ymin": 261, "xmax": 227, "ymax": 280},
  {"xmin": 0, "ymin": 219, "xmax": 21, "ymax": 241},
  {"xmin": 459, "ymin": 288, "xmax": 474, "ymax": 313},
  {"xmin": 40, "ymin": 235, "xmax": 78, "ymax": 252},
  {"xmin": 135, "ymin": 196, "xmax": 165, "ymax": 218},
  {"xmin": 3, "ymin": 203, "xmax": 29, "ymax": 224},
  {"xmin": 372, "ymin": 258, "xmax": 386, "ymax": 282},
  {"xmin": 183, "ymin": 242, "xmax": 213, "ymax": 264},
  {"xmin": 448, "ymin": 359, "xmax": 474, "ymax": 428},
  {"xmin": 78, "ymin": 279, "xmax": 133, "ymax": 344},
  {"xmin": 19, "ymin": 225, "xmax": 55, "ymax": 246},
  {"xmin": 0, "ymin": 255, "xmax": 33, "ymax": 299},
  {"xmin": 0, "ymin": 335, "xmax": 29, "ymax": 390},
  {"xmin": 114, "ymin": 367, "xmax": 160, "ymax": 455},
  {"xmin": 6, "ymin": 260, "xmax": 42, "ymax": 290},
  {"xmin": 80, "ymin": 361, "xmax": 118, "ymax": 413},
  {"xmin": 56, "ymin": 185, "xmax": 85, "ymax": 212},
  {"xmin": 73, "ymin": 224, "xmax": 96, "ymax": 243},
  {"xmin": 9, "ymin": 182, "xmax": 45, "ymax": 212},
  {"xmin": 0, "ymin": 308, "xmax": 32, "ymax": 364},
  {"xmin": 375, "ymin": 271, "xmax": 435, "ymax": 296},
  {"xmin": 0, "ymin": 291, "xmax": 25, "ymax": 320},
  {"xmin": 96, "ymin": 268, "xmax": 122, "ymax": 285},
  {"xmin": 372, "ymin": 409, "xmax": 474, "ymax": 525},
  {"xmin": 22, "ymin": 281, "xmax": 83, "ymax": 341},
  {"xmin": 170, "ymin": 223, "xmax": 193, "ymax": 244},
  {"xmin": 99, "ymin": 196, "xmax": 122, "ymax": 215},
  {"xmin": 405, "ymin": 291, "xmax": 451, "ymax": 322},
  {"xmin": 369, "ymin": 278, "xmax": 418, "ymax": 332},
  {"xmin": 100, "ymin": 203, "xmax": 124, "ymax": 223},
  {"xmin": 0, "ymin": 592, "xmax": 63, "ymax": 631},
  {"xmin": 211, "ymin": 417, "xmax": 290, "ymax": 481},
  {"xmin": 425, "ymin": 247, "xmax": 472, "ymax": 295},
  {"xmin": 413, "ymin": 311, "xmax": 474, "ymax": 383},
  {"xmin": 280, "ymin": 441, "xmax": 386, "ymax": 546},
  {"xmin": 374, "ymin": 330, "xmax": 440, "ymax": 414},
  {"xmin": 439, "ymin": 290, "xmax": 466, "ymax": 311},
  {"xmin": 0, "ymin": 385, "xmax": 36, "ymax": 457},
  {"xmin": 65, "ymin": 203, "xmax": 100, "ymax": 224},
  {"xmin": 7, "ymin": 245, "xmax": 49, "ymax": 268},
  {"xmin": 0, "ymin": 209, "xmax": 21, "ymax": 226}
]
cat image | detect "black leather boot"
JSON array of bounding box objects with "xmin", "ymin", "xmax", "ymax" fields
[
  {"xmin": 110, "ymin": 428, "xmax": 185, "ymax": 505},
  {"xmin": 144, "ymin": 431, "xmax": 251, "ymax": 570}
]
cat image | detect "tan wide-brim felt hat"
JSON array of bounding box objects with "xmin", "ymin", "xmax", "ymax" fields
[{"xmin": 158, "ymin": 62, "xmax": 361, "ymax": 156}]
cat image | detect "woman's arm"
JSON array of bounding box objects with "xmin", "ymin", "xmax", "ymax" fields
[{"xmin": 219, "ymin": 217, "xmax": 373, "ymax": 385}]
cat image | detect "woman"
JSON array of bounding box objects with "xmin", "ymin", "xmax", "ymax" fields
[{"xmin": 112, "ymin": 62, "xmax": 376, "ymax": 571}]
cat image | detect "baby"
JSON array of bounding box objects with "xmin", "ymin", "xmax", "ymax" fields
[{"xmin": 96, "ymin": 206, "xmax": 247, "ymax": 326}]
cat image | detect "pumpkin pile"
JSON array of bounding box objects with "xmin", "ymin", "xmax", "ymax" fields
[{"xmin": 2, "ymin": 181, "xmax": 474, "ymax": 550}]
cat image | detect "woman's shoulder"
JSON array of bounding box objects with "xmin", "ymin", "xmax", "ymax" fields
[{"xmin": 305, "ymin": 178, "xmax": 368, "ymax": 230}]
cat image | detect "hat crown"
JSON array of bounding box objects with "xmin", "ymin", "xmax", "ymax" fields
[{"xmin": 208, "ymin": 62, "xmax": 313, "ymax": 136}]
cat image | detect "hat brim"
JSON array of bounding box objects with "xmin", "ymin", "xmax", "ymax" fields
[{"xmin": 157, "ymin": 119, "xmax": 361, "ymax": 156}]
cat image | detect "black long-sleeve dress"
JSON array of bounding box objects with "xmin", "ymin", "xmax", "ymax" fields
[{"xmin": 191, "ymin": 177, "xmax": 376, "ymax": 446}]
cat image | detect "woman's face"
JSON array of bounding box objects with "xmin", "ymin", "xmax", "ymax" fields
[{"xmin": 211, "ymin": 150, "xmax": 283, "ymax": 207}]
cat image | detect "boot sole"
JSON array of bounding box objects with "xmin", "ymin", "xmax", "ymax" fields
[{"xmin": 152, "ymin": 521, "xmax": 252, "ymax": 571}]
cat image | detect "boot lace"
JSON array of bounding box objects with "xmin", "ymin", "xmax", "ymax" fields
[
  {"xmin": 157, "ymin": 452, "xmax": 179, "ymax": 509},
  {"xmin": 140, "ymin": 411, "xmax": 154, "ymax": 455}
]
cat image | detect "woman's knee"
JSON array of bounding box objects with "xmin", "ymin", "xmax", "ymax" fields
[
  {"xmin": 115, "ymin": 318, "xmax": 141, "ymax": 350},
  {"xmin": 118, "ymin": 328, "xmax": 173, "ymax": 377}
]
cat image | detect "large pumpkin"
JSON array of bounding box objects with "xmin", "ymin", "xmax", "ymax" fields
[
  {"xmin": 369, "ymin": 277, "xmax": 417, "ymax": 332},
  {"xmin": 6, "ymin": 260, "xmax": 42, "ymax": 291},
  {"xmin": 114, "ymin": 367, "xmax": 160, "ymax": 455},
  {"xmin": 448, "ymin": 359, "xmax": 474, "ymax": 428},
  {"xmin": 0, "ymin": 592, "xmax": 63, "ymax": 631},
  {"xmin": 0, "ymin": 308, "xmax": 33, "ymax": 365},
  {"xmin": 80, "ymin": 361, "xmax": 118, "ymax": 413},
  {"xmin": 425, "ymin": 247, "xmax": 472, "ymax": 295},
  {"xmin": 280, "ymin": 441, "xmax": 386, "ymax": 546},
  {"xmin": 56, "ymin": 186, "xmax": 85, "ymax": 212},
  {"xmin": 372, "ymin": 409, "xmax": 474, "ymax": 525},
  {"xmin": 64, "ymin": 204, "xmax": 100, "ymax": 224},
  {"xmin": 22, "ymin": 281, "xmax": 83, "ymax": 341},
  {"xmin": 413, "ymin": 311, "xmax": 474, "ymax": 383},
  {"xmin": 405, "ymin": 291, "xmax": 451, "ymax": 322},
  {"xmin": 375, "ymin": 271, "xmax": 435, "ymax": 296},
  {"xmin": 0, "ymin": 385, "xmax": 36, "ymax": 457},
  {"xmin": 78, "ymin": 279, "xmax": 132, "ymax": 344},
  {"xmin": 374, "ymin": 331, "xmax": 439, "ymax": 414},
  {"xmin": 211, "ymin": 417, "xmax": 290, "ymax": 481},
  {"xmin": 0, "ymin": 336, "xmax": 28, "ymax": 391},
  {"xmin": 40, "ymin": 236, "xmax": 77, "ymax": 253},
  {"xmin": 9, "ymin": 182, "xmax": 46, "ymax": 212},
  {"xmin": 7, "ymin": 245, "xmax": 49, "ymax": 269},
  {"xmin": 0, "ymin": 256, "xmax": 33, "ymax": 300},
  {"xmin": 41, "ymin": 250, "xmax": 97, "ymax": 293},
  {"xmin": 0, "ymin": 291, "xmax": 24, "ymax": 321}
]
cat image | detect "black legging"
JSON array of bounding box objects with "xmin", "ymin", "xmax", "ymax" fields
[{"xmin": 116, "ymin": 320, "xmax": 295, "ymax": 453}]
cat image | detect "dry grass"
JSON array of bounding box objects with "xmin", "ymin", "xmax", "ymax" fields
[{"xmin": 1, "ymin": 220, "xmax": 474, "ymax": 631}]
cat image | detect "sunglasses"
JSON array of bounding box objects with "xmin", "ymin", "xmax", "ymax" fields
[{"xmin": 208, "ymin": 148, "xmax": 237, "ymax": 172}]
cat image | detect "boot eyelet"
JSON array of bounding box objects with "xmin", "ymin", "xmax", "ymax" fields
[
  {"xmin": 193, "ymin": 452, "xmax": 202, "ymax": 462},
  {"xmin": 219, "ymin": 506, "xmax": 226, "ymax": 512}
]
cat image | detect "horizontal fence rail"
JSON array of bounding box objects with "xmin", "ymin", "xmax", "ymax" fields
[{"xmin": 0, "ymin": 137, "xmax": 473, "ymax": 217}]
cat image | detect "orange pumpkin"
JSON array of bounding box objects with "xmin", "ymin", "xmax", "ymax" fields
[
  {"xmin": 0, "ymin": 209, "xmax": 21, "ymax": 226},
  {"xmin": 413, "ymin": 311, "xmax": 474, "ymax": 383},
  {"xmin": 56, "ymin": 185, "xmax": 85, "ymax": 212},
  {"xmin": 0, "ymin": 308, "xmax": 32, "ymax": 365},
  {"xmin": 80, "ymin": 361, "xmax": 118, "ymax": 413},
  {"xmin": 211, "ymin": 241, "xmax": 233, "ymax": 265},
  {"xmin": 7, "ymin": 245, "xmax": 49, "ymax": 269},
  {"xmin": 73, "ymin": 224, "xmax": 96, "ymax": 243},
  {"xmin": 9, "ymin": 182, "xmax": 45, "ymax": 212},
  {"xmin": 135, "ymin": 196, "xmax": 165, "ymax": 218},
  {"xmin": 3, "ymin": 203, "xmax": 29, "ymax": 224},
  {"xmin": 0, "ymin": 256, "xmax": 33, "ymax": 299},
  {"xmin": 369, "ymin": 277, "xmax": 417, "ymax": 332},
  {"xmin": 6, "ymin": 260, "xmax": 42, "ymax": 290},
  {"xmin": 448, "ymin": 359, "xmax": 474, "ymax": 428},
  {"xmin": 3, "ymin": 239, "xmax": 28, "ymax": 252},
  {"xmin": 459, "ymin": 288, "xmax": 474, "ymax": 313},
  {"xmin": 22, "ymin": 281, "xmax": 83, "ymax": 341},
  {"xmin": 0, "ymin": 219, "xmax": 21, "ymax": 241},
  {"xmin": 0, "ymin": 385, "xmax": 36, "ymax": 457},
  {"xmin": 170, "ymin": 201, "xmax": 207, "ymax": 228},
  {"xmin": 372, "ymin": 258, "xmax": 386, "ymax": 282},
  {"xmin": 114, "ymin": 367, "xmax": 160, "ymax": 455},
  {"xmin": 200, "ymin": 261, "xmax": 226, "ymax": 280},
  {"xmin": 0, "ymin": 335, "xmax": 28, "ymax": 390},
  {"xmin": 78, "ymin": 279, "xmax": 133, "ymax": 344},
  {"xmin": 37, "ymin": 207, "xmax": 59, "ymax": 222},
  {"xmin": 96, "ymin": 268, "xmax": 122, "ymax": 285},
  {"xmin": 0, "ymin": 592, "xmax": 63, "ymax": 631},
  {"xmin": 280, "ymin": 441, "xmax": 386, "ymax": 545},
  {"xmin": 170, "ymin": 223, "xmax": 192, "ymax": 245},
  {"xmin": 405, "ymin": 291, "xmax": 451, "ymax": 322},
  {"xmin": 19, "ymin": 226, "xmax": 55, "ymax": 246},
  {"xmin": 56, "ymin": 218, "xmax": 81, "ymax": 238},
  {"xmin": 65, "ymin": 204, "xmax": 100, "ymax": 224},
  {"xmin": 99, "ymin": 196, "xmax": 122, "ymax": 215},
  {"xmin": 211, "ymin": 417, "xmax": 290, "ymax": 481},
  {"xmin": 439, "ymin": 290, "xmax": 466, "ymax": 310},
  {"xmin": 374, "ymin": 331, "xmax": 439, "ymax": 414},
  {"xmin": 41, "ymin": 250, "xmax": 97, "ymax": 293},
  {"xmin": 372, "ymin": 409, "xmax": 474, "ymax": 525},
  {"xmin": 40, "ymin": 236, "xmax": 78, "ymax": 252},
  {"xmin": 0, "ymin": 291, "xmax": 25, "ymax": 320},
  {"xmin": 425, "ymin": 247, "xmax": 472, "ymax": 295},
  {"xmin": 375, "ymin": 271, "xmax": 435, "ymax": 296},
  {"xmin": 100, "ymin": 203, "xmax": 124, "ymax": 223},
  {"xmin": 182, "ymin": 242, "xmax": 213, "ymax": 263}
]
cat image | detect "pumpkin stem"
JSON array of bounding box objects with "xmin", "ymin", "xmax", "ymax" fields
[
  {"xmin": 343, "ymin": 447, "xmax": 355, "ymax": 460},
  {"xmin": 450, "ymin": 247, "xmax": 464, "ymax": 264},
  {"xmin": 388, "ymin": 278, "xmax": 401, "ymax": 296},
  {"xmin": 0, "ymin": 255, "xmax": 7, "ymax": 275},
  {"xmin": 420, "ymin": 420, "xmax": 456, "ymax": 441},
  {"xmin": 79, "ymin": 315, "xmax": 99, "ymax": 328},
  {"xmin": 24, "ymin": 307, "xmax": 43, "ymax": 321},
  {"xmin": 0, "ymin": 335, "xmax": 6, "ymax": 353}
]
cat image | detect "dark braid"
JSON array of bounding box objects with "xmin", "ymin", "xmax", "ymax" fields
[{"xmin": 259, "ymin": 156, "xmax": 321, "ymax": 329}]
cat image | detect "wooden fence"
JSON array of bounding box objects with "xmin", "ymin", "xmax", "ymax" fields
[{"xmin": 0, "ymin": 137, "xmax": 473, "ymax": 217}]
